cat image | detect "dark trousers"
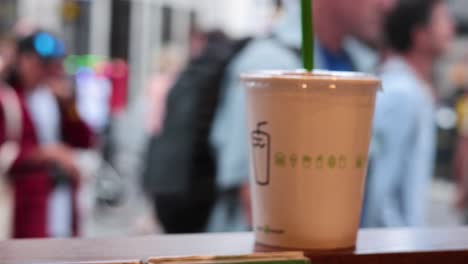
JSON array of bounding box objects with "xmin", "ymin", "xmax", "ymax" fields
[{"xmin": 153, "ymin": 193, "xmax": 215, "ymax": 234}]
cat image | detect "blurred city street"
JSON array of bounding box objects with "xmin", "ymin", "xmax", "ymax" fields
[
  {"xmin": 428, "ymin": 179, "xmax": 464, "ymax": 227},
  {"xmin": 2, "ymin": 0, "xmax": 468, "ymax": 240}
]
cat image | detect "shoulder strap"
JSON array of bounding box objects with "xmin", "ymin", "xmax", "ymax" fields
[
  {"xmin": 0, "ymin": 87, "xmax": 22, "ymax": 142},
  {"xmin": 0, "ymin": 85, "xmax": 22, "ymax": 176}
]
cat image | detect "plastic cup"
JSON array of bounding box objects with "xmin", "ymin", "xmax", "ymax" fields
[{"xmin": 242, "ymin": 70, "xmax": 380, "ymax": 250}]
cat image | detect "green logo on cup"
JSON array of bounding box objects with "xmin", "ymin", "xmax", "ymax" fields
[
  {"xmin": 273, "ymin": 152, "xmax": 366, "ymax": 170},
  {"xmin": 339, "ymin": 155, "xmax": 346, "ymax": 169},
  {"xmin": 356, "ymin": 155, "xmax": 366, "ymax": 169},
  {"xmin": 328, "ymin": 156, "xmax": 337, "ymax": 169},
  {"xmin": 275, "ymin": 152, "xmax": 286, "ymax": 167},
  {"xmin": 290, "ymin": 154, "xmax": 298, "ymax": 168},
  {"xmin": 316, "ymin": 155, "xmax": 324, "ymax": 169},
  {"xmin": 303, "ymin": 155, "xmax": 312, "ymax": 168}
]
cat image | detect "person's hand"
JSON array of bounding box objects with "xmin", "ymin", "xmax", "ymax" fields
[
  {"xmin": 240, "ymin": 182, "xmax": 253, "ymax": 227},
  {"xmin": 0, "ymin": 57, "xmax": 5, "ymax": 76},
  {"xmin": 41, "ymin": 144, "xmax": 80, "ymax": 180},
  {"xmin": 455, "ymin": 190, "xmax": 466, "ymax": 210},
  {"xmin": 453, "ymin": 138, "xmax": 468, "ymax": 210},
  {"xmin": 47, "ymin": 78, "xmax": 74, "ymax": 103}
]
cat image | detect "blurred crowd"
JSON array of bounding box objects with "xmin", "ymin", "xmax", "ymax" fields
[
  {"xmin": 2, "ymin": 0, "xmax": 468, "ymax": 239},
  {"xmin": 0, "ymin": 24, "xmax": 131, "ymax": 239}
]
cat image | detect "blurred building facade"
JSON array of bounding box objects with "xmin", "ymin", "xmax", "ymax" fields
[
  {"xmin": 1, "ymin": 0, "xmax": 468, "ymax": 236},
  {"xmin": 1, "ymin": 0, "xmax": 274, "ymax": 99}
]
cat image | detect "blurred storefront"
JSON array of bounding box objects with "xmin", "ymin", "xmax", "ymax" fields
[
  {"xmin": 126, "ymin": 0, "xmax": 274, "ymax": 99},
  {"xmin": 0, "ymin": 0, "xmax": 16, "ymax": 33},
  {"xmin": 2, "ymin": 0, "xmax": 468, "ymax": 237},
  {"xmin": 1, "ymin": 0, "xmax": 277, "ymax": 237},
  {"xmin": 2, "ymin": 0, "xmax": 274, "ymax": 100},
  {"xmin": 2, "ymin": 0, "xmax": 468, "ymax": 100}
]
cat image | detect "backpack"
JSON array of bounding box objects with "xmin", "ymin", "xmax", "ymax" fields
[
  {"xmin": 142, "ymin": 32, "xmax": 251, "ymax": 232},
  {"xmin": 143, "ymin": 32, "xmax": 251, "ymax": 196},
  {"xmin": 143, "ymin": 33, "xmax": 301, "ymax": 232}
]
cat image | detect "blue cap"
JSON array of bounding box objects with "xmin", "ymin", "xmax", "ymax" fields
[{"xmin": 19, "ymin": 31, "xmax": 66, "ymax": 61}]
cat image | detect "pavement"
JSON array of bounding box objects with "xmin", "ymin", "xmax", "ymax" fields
[{"xmin": 428, "ymin": 178, "xmax": 464, "ymax": 226}]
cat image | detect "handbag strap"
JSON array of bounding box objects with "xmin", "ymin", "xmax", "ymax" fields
[
  {"xmin": 0, "ymin": 85, "xmax": 22, "ymax": 176},
  {"xmin": 0, "ymin": 87, "xmax": 22, "ymax": 141}
]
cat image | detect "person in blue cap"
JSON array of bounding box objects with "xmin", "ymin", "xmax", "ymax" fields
[{"xmin": 4, "ymin": 31, "xmax": 94, "ymax": 238}]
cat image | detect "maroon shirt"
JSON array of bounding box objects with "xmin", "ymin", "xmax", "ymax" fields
[{"xmin": 0, "ymin": 84, "xmax": 94, "ymax": 238}]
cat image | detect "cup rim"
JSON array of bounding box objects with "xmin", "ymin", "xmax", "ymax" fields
[{"xmin": 241, "ymin": 70, "xmax": 380, "ymax": 86}]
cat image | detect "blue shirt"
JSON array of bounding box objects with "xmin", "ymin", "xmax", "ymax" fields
[
  {"xmin": 362, "ymin": 56, "xmax": 436, "ymax": 227},
  {"xmin": 319, "ymin": 45, "xmax": 355, "ymax": 72},
  {"xmin": 207, "ymin": 0, "xmax": 364, "ymax": 231}
]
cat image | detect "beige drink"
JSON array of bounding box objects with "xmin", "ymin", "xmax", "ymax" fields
[{"xmin": 242, "ymin": 70, "xmax": 380, "ymax": 250}]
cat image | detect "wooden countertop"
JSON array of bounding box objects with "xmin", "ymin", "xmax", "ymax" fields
[{"xmin": 2, "ymin": 228, "xmax": 468, "ymax": 263}]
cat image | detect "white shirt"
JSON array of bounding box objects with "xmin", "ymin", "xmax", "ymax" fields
[
  {"xmin": 27, "ymin": 86, "xmax": 72, "ymax": 237},
  {"xmin": 26, "ymin": 85, "xmax": 61, "ymax": 144}
]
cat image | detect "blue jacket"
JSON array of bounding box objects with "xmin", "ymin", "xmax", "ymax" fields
[
  {"xmin": 206, "ymin": 1, "xmax": 370, "ymax": 231},
  {"xmin": 362, "ymin": 56, "xmax": 436, "ymax": 227}
]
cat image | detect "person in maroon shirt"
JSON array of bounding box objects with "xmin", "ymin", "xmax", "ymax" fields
[{"xmin": 2, "ymin": 31, "xmax": 94, "ymax": 238}]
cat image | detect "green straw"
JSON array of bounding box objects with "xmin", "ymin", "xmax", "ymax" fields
[{"xmin": 301, "ymin": 0, "xmax": 314, "ymax": 71}]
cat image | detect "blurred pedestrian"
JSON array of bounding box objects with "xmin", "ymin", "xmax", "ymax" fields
[
  {"xmin": 0, "ymin": 35, "xmax": 16, "ymax": 80},
  {"xmin": 453, "ymin": 60, "xmax": 468, "ymax": 221},
  {"xmin": 143, "ymin": 31, "xmax": 245, "ymax": 234},
  {"xmin": 3, "ymin": 31, "xmax": 94, "ymax": 238},
  {"xmin": 362, "ymin": 0, "xmax": 455, "ymax": 227},
  {"xmin": 207, "ymin": 0, "xmax": 395, "ymax": 232},
  {"xmin": 146, "ymin": 45, "xmax": 184, "ymax": 136}
]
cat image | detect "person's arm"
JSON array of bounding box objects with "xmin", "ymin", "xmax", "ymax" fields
[
  {"xmin": 59, "ymin": 99, "xmax": 95, "ymax": 148},
  {"xmin": 48, "ymin": 77, "xmax": 95, "ymax": 149},
  {"xmin": 401, "ymin": 107, "xmax": 434, "ymax": 226},
  {"xmin": 365, "ymin": 91, "xmax": 416, "ymax": 227},
  {"xmin": 7, "ymin": 144, "xmax": 41, "ymax": 175},
  {"xmin": 0, "ymin": 94, "xmax": 41, "ymax": 175},
  {"xmin": 454, "ymin": 137, "xmax": 468, "ymax": 208},
  {"xmin": 0, "ymin": 100, "xmax": 78, "ymax": 177}
]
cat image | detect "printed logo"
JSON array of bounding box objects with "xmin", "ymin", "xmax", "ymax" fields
[
  {"xmin": 303, "ymin": 155, "xmax": 312, "ymax": 169},
  {"xmin": 256, "ymin": 225, "xmax": 285, "ymax": 235},
  {"xmin": 251, "ymin": 122, "xmax": 271, "ymax": 186},
  {"xmin": 290, "ymin": 154, "xmax": 298, "ymax": 168},
  {"xmin": 339, "ymin": 155, "xmax": 347, "ymax": 169},
  {"xmin": 328, "ymin": 155, "xmax": 337, "ymax": 169},
  {"xmin": 356, "ymin": 155, "xmax": 366, "ymax": 169},
  {"xmin": 275, "ymin": 152, "xmax": 286, "ymax": 167},
  {"xmin": 316, "ymin": 155, "xmax": 324, "ymax": 169}
]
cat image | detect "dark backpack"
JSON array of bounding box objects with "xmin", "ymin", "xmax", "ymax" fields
[{"xmin": 143, "ymin": 32, "xmax": 251, "ymax": 204}]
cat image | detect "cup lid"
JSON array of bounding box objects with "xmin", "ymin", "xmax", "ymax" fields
[{"xmin": 241, "ymin": 70, "xmax": 381, "ymax": 90}]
